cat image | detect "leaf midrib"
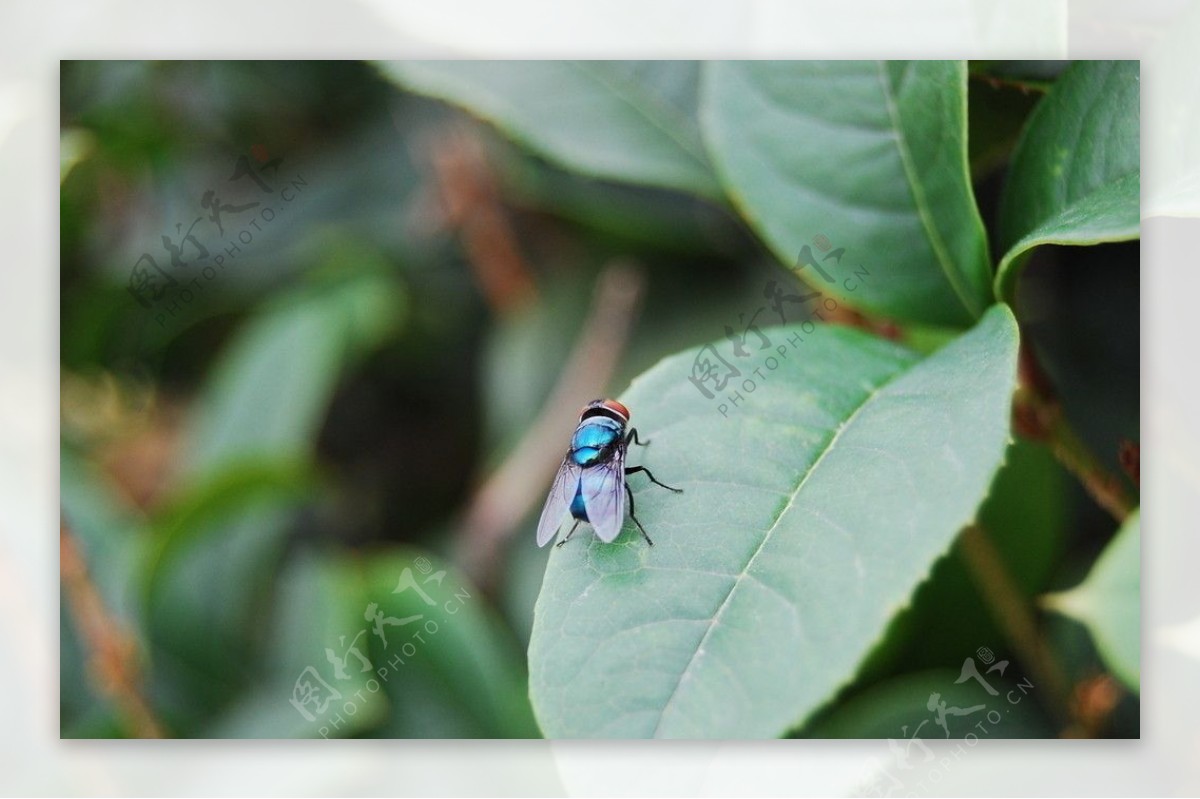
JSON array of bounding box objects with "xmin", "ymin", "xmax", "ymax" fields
[{"xmin": 649, "ymin": 355, "xmax": 915, "ymax": 737}]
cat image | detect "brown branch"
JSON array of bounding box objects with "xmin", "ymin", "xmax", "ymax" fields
[
  {"xmin": 423, "ymin": 123, "xmax": 537, "ymax": 315},
  {"xmin": 957, "ymin": 524, "xmax": 1076, "ymax": 734},
  {"xmin": 1118, "ymin": 439, "xmax": 1140, "ymax": 489},
  {"xmin": 60, "ymin": 523, "xmax": 165, "ymax": 738},
  {"xmin": 1012, "ymin": 343, "xmax": 1135, "ymax": 523},
  {"xmin": 454, "ymin": 261, "xmax": 646, "ymax": 593}
]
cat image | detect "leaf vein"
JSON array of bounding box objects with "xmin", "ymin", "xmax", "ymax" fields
[{"xmin": 649, "ymin": 361, "xmax": 911, "ymax": 736}]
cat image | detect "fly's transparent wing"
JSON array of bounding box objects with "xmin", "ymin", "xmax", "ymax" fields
[
  {"xmin": 536, "ymin": 458, "xmax": 582, "ymax": 547},
  {"xmin": 580, "ymin": 449, "xmax": 627, "ymax": 543}
]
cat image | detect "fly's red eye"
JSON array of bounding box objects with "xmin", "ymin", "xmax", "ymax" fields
[{"xmin": 603, "ymin": 399, "xmax": 630, "ymax": 421}]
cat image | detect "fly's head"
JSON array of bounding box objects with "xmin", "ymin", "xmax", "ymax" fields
[{"xmin": 579, "ymin": 398, "xmax": 630, "ymax": 426}]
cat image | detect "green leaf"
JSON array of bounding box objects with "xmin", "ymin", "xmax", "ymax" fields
[
  {"xmin": 1044, "ymin": 509, "xmax": 1140, "ymax": 691},
  {"xmin": 995, "ymin": 61, "xmax": 1140, "ymax": 303},
  {"xmin": 141, "ymin": 457, "xmax": 318, "ymax": 592},
  {"xmin": 701, "ymin": 60, "xmax": 991, "ymax": 327},
  {"xmin": 183, "ymin": 273, "xmax": 403, "ymax": 479},
  {"xmin": 377, "ymin": 61, "xmax": 722, "ymax": 201},
  {"xmin": 141, "ymin": 501, "xmax": 300, "ymax": 719},
  {"xmin": 528, "ymin": 304, "xmax": 1020, "ymax": 738}
]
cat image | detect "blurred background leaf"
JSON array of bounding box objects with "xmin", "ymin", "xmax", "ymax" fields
[{"xmin": 378, "ymin": 61, "xmax": 723, "ymax": 201}]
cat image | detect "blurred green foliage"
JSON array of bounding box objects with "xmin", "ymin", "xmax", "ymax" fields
[{"xmin": 60, "ymin": 60, "xmax": 1138, "ymax": 739}]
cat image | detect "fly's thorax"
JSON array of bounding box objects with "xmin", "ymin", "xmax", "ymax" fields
[{"xmin": 569, "ymin": 416, "xmax": 624, "ymax": 467}]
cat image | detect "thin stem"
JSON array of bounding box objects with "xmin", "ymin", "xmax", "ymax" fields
[
  {"xmin": 957, "ymin": 524, "xmax": 1075, "ymax": 733},
  {"xmin": 1012, "ymin": 343, "xmax": 1134, "ymax": 523},
  {"xmin": 1044, "ymin": 412, "xmax": 1135, "ymax": 521},
  {"xmin": 60, "ymin": 523, "xmax": 165, "ymax": 738}
]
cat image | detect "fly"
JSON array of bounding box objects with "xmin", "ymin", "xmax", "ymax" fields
[{"xmin": 536, "ymin": 398, "xmax": 682, "ymax": 548}]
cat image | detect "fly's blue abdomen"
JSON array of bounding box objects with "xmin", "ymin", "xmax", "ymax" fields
[
  {"xmin": 569, "ymin": 484, "xmax": 589, "ymax": 521},
  {"xmin": 569, "ymin": 417, "xmax": 623, "ymax": 467}
]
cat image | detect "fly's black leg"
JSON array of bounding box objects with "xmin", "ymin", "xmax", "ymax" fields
[
  {"xmin": 624, "ymin": 482, "xmax": 654, "ymax": 546},
  {"xmin": 624, "ymin": 464, "xmax": 683, "ymax": 494},
  {"xmin": 621, "ymin": 435, "xmax": 679, "ymax": 546},
  {"xmin": 555, "ymin": 519, "xmax": 582, "ymax": 548},
  {"xmin": 626, "ymin": 427, "xmax": 650, "ymax": 447}
]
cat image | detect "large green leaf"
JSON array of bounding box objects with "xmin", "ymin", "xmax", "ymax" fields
[
  {"xmin": 995, "ymin": 61, "xmax": 1140, "ymax": 303},
  {"xmin": 377, "ymin": 61, "xmax": 722, "ymax": 201},
  {"xmin": 529, "ymin": 304, "xmax": 1019, "ymax": 738},
  {"xmin": 1044, "ymin": 509, "xmax": 1140, "ymax": 691},
  {"xmin": 700, "ymin": 60, "xmax": 992, "ymax": 327}
]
